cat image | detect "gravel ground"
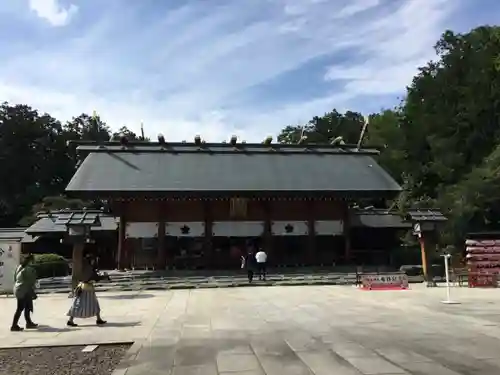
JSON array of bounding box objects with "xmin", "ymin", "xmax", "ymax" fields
[{"xmin": 0, "ymin": 344, "xmax": 131, "ymax": 375}]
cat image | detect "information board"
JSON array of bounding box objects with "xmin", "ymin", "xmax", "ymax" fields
[
  {"xmin": 0, "ymin": 242, "xmax": 21, "ymax": 294},
  {"xmin": 361, "ymin": 273, "xmax": 409, "ymax": 290}
]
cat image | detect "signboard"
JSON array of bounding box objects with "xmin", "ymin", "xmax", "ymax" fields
[
  {"xmin": 413, "ymin": 223, "xmax": 422, "ymax": 238},
  {"xmin": 126, "ymin": 222, "xmax": 158, "ymax": 238},
  {"xmin": 0, "ymin": 242, "xmax": 21, "ymax": 294},
  {"xmin": 212, "ymin": 221, "xmax": 264, "ymax": 237},
  {"xmin": 166, "ymin": 222, "xmax": 205, "ymax": 237},
  {"xmin": 361, "ymin": 273, "xmax": 409, "ymax": 290},
  {"xmin": 469, "ymin": 273, "xmax": 498, "ymax": 288},
  {"xmin": 315, "ymin": 220, "xmax": 343, "ymax": 235},
  {"xmin": 271, "ymin": 221, "xmax": 308, "ymax": 236}
]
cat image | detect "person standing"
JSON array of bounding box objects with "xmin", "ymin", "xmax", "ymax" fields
[
  {"xmin": 67, "ymin": 253, "xmax": 107, "ymax": 327},
  {"xmin": 255, "ymin": 248, "xmax": 267, "ymax": 281},
  {"xmin": 11, "ymin": 254, "xmax": 38, "ymax": 331},
  {"xmin": 243, "ymin": 248, "xmax": 257, "ymax": 283}
]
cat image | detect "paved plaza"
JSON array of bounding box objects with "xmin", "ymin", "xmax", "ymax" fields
[{"xmin": 2, "ymin": 285, "xmax": 500, "ymax": 374}]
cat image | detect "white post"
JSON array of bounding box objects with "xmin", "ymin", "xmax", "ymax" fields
[{"xmin": 441, "ymin": 253, "xmax": 460, "ymax": 304}]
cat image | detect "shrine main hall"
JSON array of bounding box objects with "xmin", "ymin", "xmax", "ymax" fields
[{"xmin": 63, "ymin": 137, "xmax": 404, "ymax": 270}]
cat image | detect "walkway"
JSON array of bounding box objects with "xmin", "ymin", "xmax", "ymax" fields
[{"xmin": 2, "ymin": 285, "xmax": 500, "ymax": 374}]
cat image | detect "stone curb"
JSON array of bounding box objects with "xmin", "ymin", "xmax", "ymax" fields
[{"xmin": 110, "ymin": 339, "xmax": 146, "ymax": 375}]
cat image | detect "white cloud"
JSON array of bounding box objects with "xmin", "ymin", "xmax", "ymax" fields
[
  {"xmin": 29, "ymin": 0, "xmax": 77, "ymax": 27},
  {"xmin": 0, "ymin": 0, "xmax": 461, "ymax": 142},
  {"xmin": 335, "ymin": 0, "xmax": 380, "ymax": 19}
]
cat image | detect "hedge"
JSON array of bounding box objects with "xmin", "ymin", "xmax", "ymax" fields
[{"xmin": 32, "ymin": 253, "xmax": 70, "ymax": 279}]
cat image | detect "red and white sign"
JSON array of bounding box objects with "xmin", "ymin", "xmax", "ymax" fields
[{"xmin": 361, "ymin": 273, "xmax": 409, "ymax": 290}]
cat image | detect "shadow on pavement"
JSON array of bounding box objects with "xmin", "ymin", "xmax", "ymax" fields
[
  {"xmin": 35, "ymin": 325, "xmax": 76, "ymax": 333},
  {"xmin": 97, "ymin": 321, "xmax": 141, "ymax": 328},
  {"xmin": 101, "ymin": 294, "xmax": 156, "ymax": 300}
]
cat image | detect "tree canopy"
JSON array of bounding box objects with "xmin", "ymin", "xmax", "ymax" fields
[{"xmin": 1, "ymin": 25, "xmax": 500, "ymax": 247}]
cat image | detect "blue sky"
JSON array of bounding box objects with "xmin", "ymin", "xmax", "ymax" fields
[{"xmin": 0, "ymin": 0, "xmax": 498, "ymax": 142}]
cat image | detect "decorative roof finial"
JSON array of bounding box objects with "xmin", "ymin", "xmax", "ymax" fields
[
  {"xmin": 158, "ymin": 134, "xmax": 165, "ymax": 145},
  {"xmin": 263, "ymin": 136, "xmax": 273, "ymax": 145},
  {"xmin": 331, "ymin": 136, "xmax": 345, "ymax": 146}
]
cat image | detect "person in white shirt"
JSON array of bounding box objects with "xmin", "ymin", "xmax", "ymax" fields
[{"xmin": 255, "ymin": 248, "xmax": 267, "ymax": 281}]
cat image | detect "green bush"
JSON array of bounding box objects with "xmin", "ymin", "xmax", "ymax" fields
[{"xmin": 32, "ymin": 253, "xmax": 70, "ymax": 279}]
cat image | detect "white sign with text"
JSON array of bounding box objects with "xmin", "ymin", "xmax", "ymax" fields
[{"xmin": 0, "ymin": 242, "xmax": 21, "ymax": 294}]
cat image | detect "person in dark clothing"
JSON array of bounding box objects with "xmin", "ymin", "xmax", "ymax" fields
[
  {"xmin": 11, "ymin": 254, "xmax": 38, "ymax": 331},
  {"xmin": 244, "ymin": 250, "xmax": 257, "ymax": 283}
]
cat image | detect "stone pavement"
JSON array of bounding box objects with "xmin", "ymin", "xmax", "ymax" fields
[{"xmin": 3, "ymin": 285, "xmax": 500, "ymax": 374}]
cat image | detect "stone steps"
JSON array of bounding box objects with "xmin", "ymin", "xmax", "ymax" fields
[{"xmin": 33, "ymin": 271, "xmax": 425, "ymax": 295}]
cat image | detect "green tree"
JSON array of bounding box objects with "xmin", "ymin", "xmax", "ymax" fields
[
  {"xmin": 399, "ymin": 26, "xmax": 500, "ymax": 244},
  {"xmin": 277, "ymin": 110, "xmax": 365, "ymax": 144},
  {"xmin": 0, "ymin": 103, "xmax": 68, "ymax": 226}
]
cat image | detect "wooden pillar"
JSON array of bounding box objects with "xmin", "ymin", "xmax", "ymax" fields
[
  {"xmin": 203, "ymin": 200, "xmax": 213, "ymax": 269},
  {"xmin": 419, "ymin": 232, "xmax": 437, "ymax": 286},
  {"xmin": 156, "ymin": 222, "xmax": 166, "ymax": 270},
  {"xmin": 343, "ymin": 203, "xmax": 351, "ymax": 263},
  {"xmin": 71, "ymin": 242, "xmax": 84, "ymax": 291},
  {"xmin": 262, "ymin": 200, "xmax": 272, "ymax": 256},
  {"xmin": 307, "ymin": 199, "xmax": 316, "ymax": 266},
  {"xmin": 156, "ymin": 201, "xmax": 167, "ymax": 270},
  {"xmin": 117, "ymin": 215, "xmax": 126, "ymax": 270},
  {"xmin": 419, "ymin": 235, "xmax": 428, "ymax": 280}
]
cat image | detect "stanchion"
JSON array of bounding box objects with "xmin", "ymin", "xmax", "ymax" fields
[{"xmin": 441, "ymin": 253, "xmax": 460, "ymax": 305}]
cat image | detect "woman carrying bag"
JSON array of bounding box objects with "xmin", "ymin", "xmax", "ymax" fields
[
  {"xmin": 66, "ymin": 253, "xmax": 107, "ymax": 327},
  {"xmin": 11, "ymin": 253, "xmax": 38, "ymax": 332}
]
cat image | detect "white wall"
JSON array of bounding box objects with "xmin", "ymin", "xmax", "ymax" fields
[{"xmin": 0, "ymin": 242, "xmax": 21, "ymax": 294}]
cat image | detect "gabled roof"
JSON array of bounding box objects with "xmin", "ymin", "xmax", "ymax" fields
[{"xmin": 65, "ymin": 142, "xmax": 402, "ymax": 197}]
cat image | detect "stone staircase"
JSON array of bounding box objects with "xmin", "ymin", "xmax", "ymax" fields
[{"xmin": 34, "ymin": 268, "xmax": 425, "ymax": 294}]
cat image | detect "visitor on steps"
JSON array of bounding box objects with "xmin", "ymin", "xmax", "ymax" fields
[
  {"xmin": 11, "ymin": 253, "xmax": 38, "ymax": 332},
  {"xmin": 255, "ymin": 248, "xmax": 267, "ymax": 281},
  {"xmin": 67, "ymin": 253, "xmax": 107, "ymax": 327}
]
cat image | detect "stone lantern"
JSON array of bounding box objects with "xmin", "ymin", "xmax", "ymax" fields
[{"xmin": 56, "ymin": 211, "xmax": 101, "ymax": 293}]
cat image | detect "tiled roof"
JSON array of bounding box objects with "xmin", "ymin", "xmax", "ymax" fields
[
  {"xmin": 66, "ymin": 142, "xmax": 402, "ymax": 196},
  {"xmin": 25, "ymin": 210, "xmax": 117, "ymax": 235},
  {"xmin": 405, "ymin": 209, "xmax": 447, "ymax": 222}
]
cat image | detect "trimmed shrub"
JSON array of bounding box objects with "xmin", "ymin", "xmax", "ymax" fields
[{"xmin": 32, "ymin": 253, "xmax": 70, "ymax": 279}]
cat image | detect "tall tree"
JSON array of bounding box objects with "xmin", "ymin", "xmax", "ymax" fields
[{"xmin": 0, "ymin": 103, "xmax": 67, "ymax": 225}]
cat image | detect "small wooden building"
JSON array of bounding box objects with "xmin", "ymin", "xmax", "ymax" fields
[{"xmin": 65, "ymin": 140, "xmax": 403, "ymax": 270}]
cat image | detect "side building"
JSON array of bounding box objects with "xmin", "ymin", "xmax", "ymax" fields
[{"xmin": 64, "ymin": 140, "xmax": 403, "ymax": 270}]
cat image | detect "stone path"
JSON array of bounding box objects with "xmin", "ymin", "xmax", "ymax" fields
[{"xmin": 2, "ymin": 285, "xmax": 500, "ymax": 374}]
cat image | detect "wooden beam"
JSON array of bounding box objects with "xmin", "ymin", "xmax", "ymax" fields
[
  {"xmin": 71, "ymin": 242, "xmax": 84, "ymax": 292},
  {"xmin": 307, "ymin": 200, "xmax": 316, "ymax": 265},
  {"xmin": 262, "ymin": 201, "xmax": 272, "ymax": 256},
  {"xmin": 156, "ymin": 202, "xmax": 166, "ymax": 270},
  {"xmin": 117, "ymin": 215, "xmax": 126, "ymax": 270},
  {"xmin": 203, "ymin": 200, "xmax": 213, "ymax": 269},
  {"xmin": 343, "ymin": 203, "xmax": 351, "ymax": 263}
]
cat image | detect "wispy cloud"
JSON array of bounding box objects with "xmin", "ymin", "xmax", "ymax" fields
[{"xmin": 0, "ymin": 0, "xmax": 492, "ymax": 141}]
